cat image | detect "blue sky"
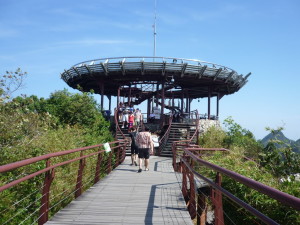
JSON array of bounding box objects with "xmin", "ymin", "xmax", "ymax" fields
[{"xmin": 1, "ymin": 0, "xmax": 299, "ymax": 140}]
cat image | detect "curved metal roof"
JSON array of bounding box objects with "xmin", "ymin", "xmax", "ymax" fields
[{"xmin": 61, "ymin": 56, "xmax": 250, "ymax": 99}]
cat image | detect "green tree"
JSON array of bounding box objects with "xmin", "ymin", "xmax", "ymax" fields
[
  {"xmin": 223, "ymin": 117, "xmax": 263, "ymax": 159},
  {"xmin": 260, "ymin": 127, "xmax": 300, "ymax": 177}
]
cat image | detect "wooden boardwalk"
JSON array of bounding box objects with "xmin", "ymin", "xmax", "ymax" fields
[{"xmin": 46, "ymin": 156, "xmax": 193, "ymax": 225}]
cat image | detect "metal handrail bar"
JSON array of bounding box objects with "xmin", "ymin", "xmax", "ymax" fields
[
  {"xmin": 184, "ymin": 149, "xmax": 300, "ymax": 210},
  {"xmin": 159, "ymin": 112, "xmax": 173, "ymax": 145},
  {"xmin": 185, "ymin": 147, "xmax": 258, "ymax": 164},
  {"xmin": 158, "ymin": 112, "xmax": 173, "ymax": 155},
  {"xmin": 181, "ymin": 157, "xmax": 280, "ymax": 225},
  {"xmin": 0, "ymin": 144, "xmax": 124, "ymax": 192},
  {"xmin": 0, "ymin": 141, "xmax": 120, "ymax": 173},
  {"xmin": 71, "ymin": 56, "xmax": 236, "ymax": 72},
  {"xmin": 187, "ymin": 110, "xmax": 199, "ymax": 143}
]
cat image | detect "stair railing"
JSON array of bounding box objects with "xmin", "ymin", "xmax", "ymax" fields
[{"xmin": 158, "ymin": 112, "xmax": 174, "ymax": 156}]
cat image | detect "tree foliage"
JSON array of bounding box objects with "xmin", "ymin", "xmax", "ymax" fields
[{"xmin": 0, "ymin": 71, "xmax": 114, "ymax": 224}]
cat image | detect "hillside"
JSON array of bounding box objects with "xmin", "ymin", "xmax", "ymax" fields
[{"xmin": 261, "ymin": 131, "xmax": 300, "ymax": 154}]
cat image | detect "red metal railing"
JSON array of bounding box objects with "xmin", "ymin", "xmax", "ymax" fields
[
  {"xmin": 158, "ymin": 112, "xmax": 173, "ymax": 155},
  {"xmin": 0, "ymin": 140, "xmax": 127, "ymax": 225},
  {"xmin": 172, "ymin": 144, "xmax": 300, "ymax": 225}
]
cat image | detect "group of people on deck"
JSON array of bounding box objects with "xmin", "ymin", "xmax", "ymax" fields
[
  {"xmin": 117, "ymin": 102, "xmax": 143, "ymax": 130},
  {"xmin": 128, "ymin": 126, "xmax": 154, "ymax": 173}
]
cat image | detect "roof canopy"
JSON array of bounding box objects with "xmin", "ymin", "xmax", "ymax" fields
[{"xmin": 61, "ymin": 57, "xmax": 250, "ymax": 100}]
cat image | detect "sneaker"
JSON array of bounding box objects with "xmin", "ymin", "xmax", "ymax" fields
[
  {"xmin": 130, "ymin": 163, "xmax": 133, "ymax": 166},
  {"xmin": 145, "ymin": 168, "xmax": 149, "ymax": 171},
  {"xmin": 121, "ymin": 126, "xmax": 124, "ymax": 128},
  {"xmin": 138, "ymin": 169, "xmax": 142, "ymax": 173},
  {"xmin": 134, "ymin": 161, "xmax": 137, "ymax": 166}
]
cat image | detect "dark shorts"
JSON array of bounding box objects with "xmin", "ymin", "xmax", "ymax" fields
[
  {"xmin": 138, "ymin": 148, "xmax": 150, "ymax": 159},
  {"xmin": 131, "ymin": 146, "xmax": 139, "ymax": 155}
]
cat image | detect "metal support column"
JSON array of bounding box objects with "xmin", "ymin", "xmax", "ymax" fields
[
  {"xmin": 128, "ymin": 84, "xmax": 131, "ymax": 106},
  {"xmin": 117, "ymin": 87, "xmax": 120, "ymax": 109},
  {"xmin": 181, "ymin": 91, "xmax": 184, "ymax": 112},
  {"xmin": 100, "ymin": 82, "xmax": 104, "ymax": 110},
  {"xmin": 156, "ymin": 83, "xmax": 159, "ymax": 107},
  {"xmin": 208, "ymin": 88, "xmax": 211, "ymax": 120},
  {"xmin": 108, "ymin": 95, "xmax": 112, "ymax": 112},
  {"xmin": 147, "ymin": 98, "xmax": 151, "ymax": 122},
  {"xmin": 216, "ymin": 93, "xmax": 220, "ymax": 119},
  {"xmin": 161, "ymin": 81, "xmax": 165, "ymax": 123},
  {"xmin": 185, "ymin": 91, "xmax": 189, "ymax": 113}
]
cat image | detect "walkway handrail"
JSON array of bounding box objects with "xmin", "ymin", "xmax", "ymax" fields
[
  {"xmin": 0, "ymin": 140, "xmax": 127, "ymax": 225},
  {"xmin": 184, "ymin": 149, "xmax": 300, "ymax": 210},
  {"xmin": 114, "ymin": 109, "xmax": 128, "ymax": 142},
  {"xmin": 70, "ymin": 56, "xmax": 236, "ymax": 73},
  {"xmin": 173, "ymin": 144, "xmax": 300, "ymax": 224},
  {"xmin": 158, "ymin": 112, "xmax": 173, "ymax": 155},
  {"xmin": 188, "ymin": 109, "xmax": 199, "ymax": 143},
  {"xmin": 0, "ymin": 141, "xmax": 120, "ymax": 173}
]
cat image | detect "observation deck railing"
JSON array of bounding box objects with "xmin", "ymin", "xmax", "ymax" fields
[{"xmin": 61, "ymin": 57, "xmax": 249, "ymax": 90}]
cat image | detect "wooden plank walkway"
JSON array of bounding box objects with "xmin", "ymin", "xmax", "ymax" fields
[{"xmin": 46, "ymin": 156, "xmax": 193, "ymax": 225}]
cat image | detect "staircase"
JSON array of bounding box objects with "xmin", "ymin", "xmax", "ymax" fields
[
  {"xmin": 115, "ymin": 122, "xmax": 144, "ymax": 156},
  {"xmin": 160, "ymin": 122, "xmax": 197, "ymax": 157}
]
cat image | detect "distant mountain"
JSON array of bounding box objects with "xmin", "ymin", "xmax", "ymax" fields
[{"xmin": 261, "ymin": 131, "xmax": 300, "ymax": 154}]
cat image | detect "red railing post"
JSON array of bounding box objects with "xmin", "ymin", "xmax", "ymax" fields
[
  {"xmin": 107, "ymin": 151, "xmax": 112, "ymax": 174},
  {"xmin": 188, "ymin": 158, "xmax": 196, "ymax": 219},
  {"xmin": 39, "ymin": 159, "xmax": 55, "ymax": 225},
  {"xmin": 172, "ymin": 143, "xmax": 177, "ymax": 171},
  {"xmin": 116, "ymin": 145, "xmax": 120, "ymax": 167},
  {"xmin": 211, "ymin": 172, "xmax": 224, "ymax": 225},
  {"xmin": 75, "ymin": 152, "xmax": 86, "ymax": 198},
  {"xmin": 197, "ymin": 188, "xmax": 207, "ymax": 225},
  {"xmin": 182, "ymin": 159, "xmax": 188, "ymax": 202},
  {"xmin": 94, "ymin": 150, "xmax": 103, "ymax": 184}
]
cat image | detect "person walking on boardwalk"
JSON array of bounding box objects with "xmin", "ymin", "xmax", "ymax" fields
[
  {"xmin": 128, "ymin": 126, "xmax": 138, "ymax": 166},
  {"xmin": 135, "ymin": 126, "xmax": 153, "ymax": 172}
]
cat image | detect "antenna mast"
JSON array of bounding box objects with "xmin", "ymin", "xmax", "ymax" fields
[{"xmin": 153, "ymin": 0, "xmax": 157, "ymax": 58}]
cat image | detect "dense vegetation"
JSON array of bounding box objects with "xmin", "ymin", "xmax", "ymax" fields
[
  {"xmin": 198, "ymin": 117, "xmax": 300, "ymax": 224},
  {"xmin": 1, "ymin": 69, "xmax": 299, "ymax": 224},
  {"xmin": 0, "ymin": 69, "xmax": 114, "ymax": 224}
]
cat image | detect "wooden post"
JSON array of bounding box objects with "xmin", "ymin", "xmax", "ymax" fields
[
  {"xmin": 94, "ymin": 151, "xmax": 103, "ymax": 184},
  {"xmin": 39, "ymin": 160, "xmax": 55, "ymax": 225},
  {"xmin": 107, "ymin": 151, "xmax": 113, "ymax": 174},
  {"xmin": 197, "ymin": 189, "xmax": 207, "ymax": 225},
  {"xmin": 211, "ymin": 172, "xmax": 224, "ymax": 225},
  {"xmin": 188, "ymin": 159, "xmax": 196, "ymax": 219},
  {"xmin": 75, "ymin": 152, "xmax": 85, "ymax": 198}
]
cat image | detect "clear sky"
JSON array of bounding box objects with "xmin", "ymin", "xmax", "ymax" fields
[{"xmin": 1, "ymin": 0, "xmax": 299, "ymax": 140}]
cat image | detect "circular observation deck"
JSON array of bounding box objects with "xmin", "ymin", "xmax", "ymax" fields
[{"xmin": 61, "ymin": 57, "xmax": 250, "ymax": 100}]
